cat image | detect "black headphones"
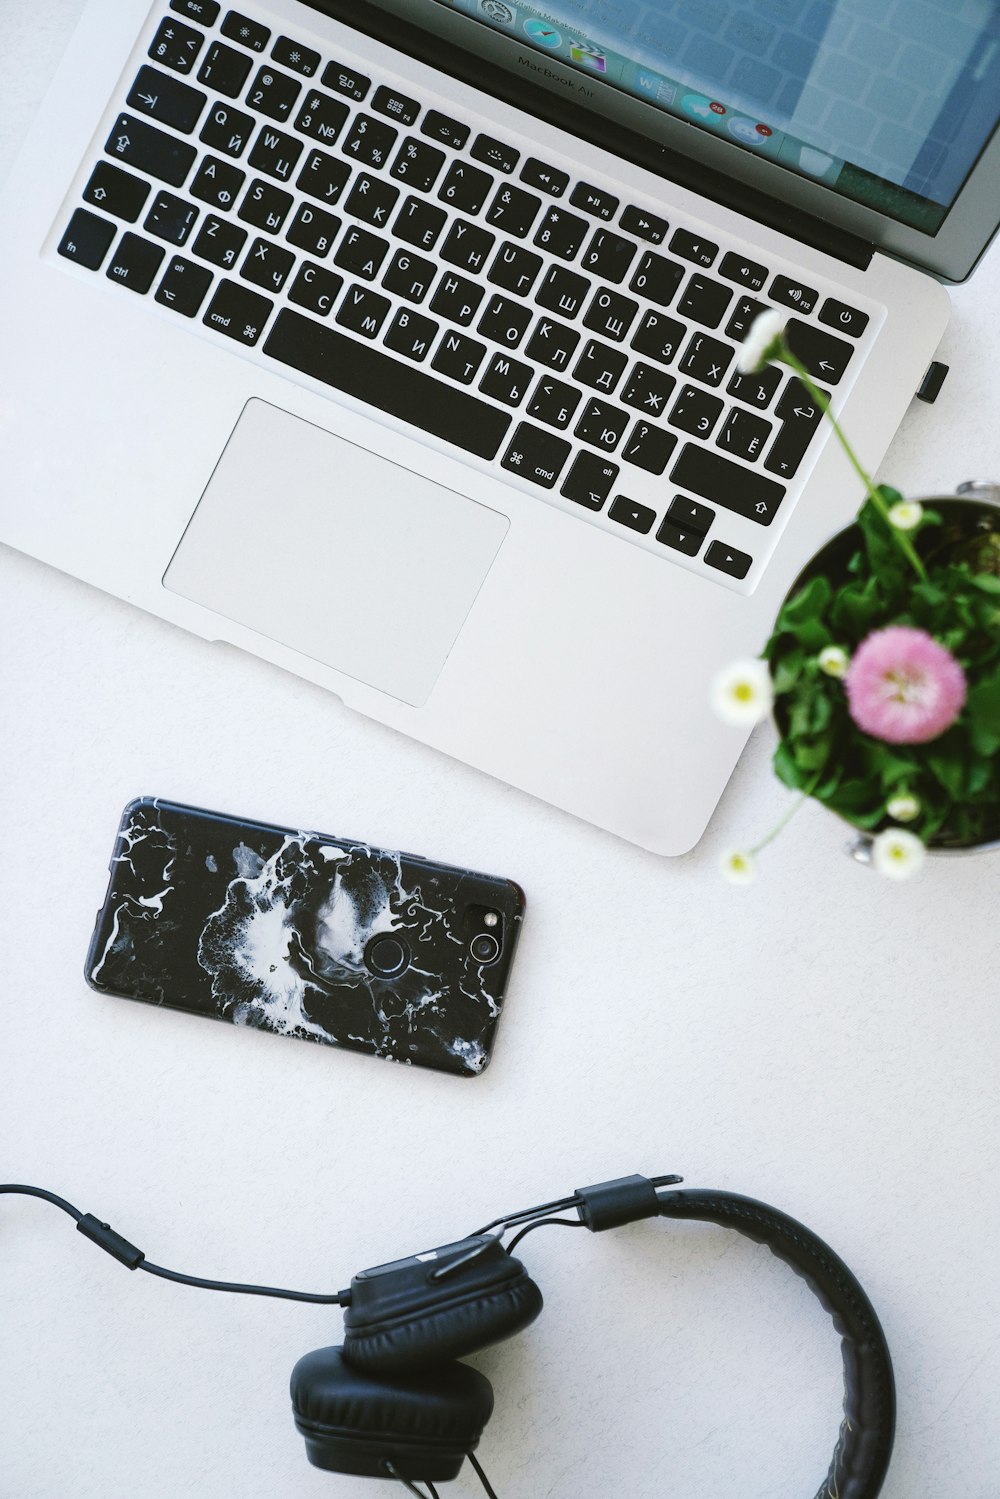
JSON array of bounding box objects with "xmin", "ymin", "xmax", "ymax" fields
[{"xmin": 2, "ymin": 1173, "xmax": 895, "ymax": 1497}]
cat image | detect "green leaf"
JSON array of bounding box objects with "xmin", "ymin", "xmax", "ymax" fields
[
  {"xmin": 773, "ymin": 739, "xmax": 810, "ymax": 790},
  {"xmin": 966, "ymin": 666, "xmax": 1000, "ymax": 756}
]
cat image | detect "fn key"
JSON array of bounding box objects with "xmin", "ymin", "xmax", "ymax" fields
[{"xmin": 502, "ymin": 422, "xmax": 570, "ymax": 488}]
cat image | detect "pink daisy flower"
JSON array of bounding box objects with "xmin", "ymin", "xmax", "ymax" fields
[{"xmin": 845, "ymin": 626, "xmax": 967, "ymax": 744}]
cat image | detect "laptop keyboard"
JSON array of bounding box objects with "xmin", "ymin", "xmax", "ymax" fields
[{"xmin": 52, "ymin": 1, "xmax": 878, "ymax": 592}]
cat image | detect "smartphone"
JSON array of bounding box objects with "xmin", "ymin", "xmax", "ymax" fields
[{"xmin": 86, "ymin": 798, "xmax": 525, "ymax": 1077}]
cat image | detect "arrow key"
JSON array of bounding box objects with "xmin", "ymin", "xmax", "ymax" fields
[
  {"xmin": 655, "ymin": 519, "xmax": 703, "ymax": 556},
  {"xmin": 127, "ymin": 64, "xmax": 206, "ymax": 133},
  {"xmin": 83, "ymin": 162, "xmax": 151, "ymax": 223},
  {"xmin": 785, "ymin": 317, "xmax": 854, "ymax": 384},
  {"xmin": 705, "ymin": 541, "xmax": 752, "ymax": 579}
]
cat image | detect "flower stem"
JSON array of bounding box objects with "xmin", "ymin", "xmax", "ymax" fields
[
  {"xmin": 778, "ymin": 343, "xmax": 927, "ymax": 581},
  {"xmin": 750, "ymin": 787, "xmax": 811, "ymax": 856}
]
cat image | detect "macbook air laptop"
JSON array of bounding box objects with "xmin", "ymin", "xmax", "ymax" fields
[{"xmin": 1, "ymin": 0, "xmax": 998, "ymax": 854}]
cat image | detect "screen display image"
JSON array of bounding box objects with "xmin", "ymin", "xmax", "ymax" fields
[{"xmin": 437, "ymin": 0, "xmax": 1000, "ymax": 230}]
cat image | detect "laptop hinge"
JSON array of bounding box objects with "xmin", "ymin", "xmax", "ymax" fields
[{"xmin": 305, "ymin": 0, "xmax": 875, "ymax": 273}]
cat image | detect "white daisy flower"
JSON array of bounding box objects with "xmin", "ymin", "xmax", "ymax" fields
[
  {"xmin": 736, "ymin": 309, "xmax": 787, "ymax": 373},
  {"xmin": 871, "ymin": 827, "xmax": 926, "ymax": 879},
  {"xmin": 721, "ymin": 848, "xmax": 756, "ymax": 884},
  {"xmin": 888, "ymin": 500, "xmax": 923, "ymax": 531},
  {"xmin": 817, "ymin": 645, "xmax": 850, "ymax": 677},
  {"xmin": 710, "ymin": 658, "xmax": 774, "ymax": 726},
  {"xmin": 886, "ymin": 793, "xmax": 921, "ymax": 823}
]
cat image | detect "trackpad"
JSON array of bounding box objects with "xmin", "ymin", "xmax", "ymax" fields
[{"xmin": 164, "ymin": 399, "xmax": 509, "ymax": 706}]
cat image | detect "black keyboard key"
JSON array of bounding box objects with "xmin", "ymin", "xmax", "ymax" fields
[
  {"xmin": 717, "ymin": 408, "xmax": 772, "ymax": 462},
  {"xmin": 764, "ymin": 377, "xmax": 828, "ymax": 479},
  {"xmin": 471, "ymin": 134, "xmax": 519, "ymax": 173},
  {"xmin": 669, "ymin": 228, "xmax": 717, "ymax": 267},
  {"xmin": 671, "ymin": 445, "xmax": 785, "ymax": 525},
  {"xmin": 629, "ymin": 250, "xmax": 684, "ymax": 306},
  {"xmin": 295, "ymin": 89, "xmax": 349, "ymax": 145},
  {"xmin": 345, "ymin": 172, "xmax": 400, "ymax": 229},
  {"xmin": 199, "ymin": 100, "xmax": 254, "ymax": 156},
  {"xmin": 192, "ymin": 213, "xmax": 246, "ymax": 268},
  {"xmin": 246, "ymin": 65, "xmax": 301, "ymax": 123},
  {"xmin": 574, "ymin": 339, "xmax": 627, "ymax": 394},
  {"xmin": 727, "ymin": 365, "xmax": 782, "ymax": 409},
  {"xmin": 533, "ymin": 206, "xmax": 589, "ymax": 261},
  {"xmin": 631, "ymin": 310, "xmax": 685, "ymax": 366},
  {"xmin": 667, "ymin": 495, "xmax": 715, "ymax": 533},
  {"xmin": 770, "ymin": 275, "xmax": 817, "ymax": 314},
  {"xmin": 561, "ymin": 451, "xmax": 618, "ymax": 510},
  {"xmin": 105, "ymin": 114, "xmax": 197, "ymax": 188},
  {"xmin": 384, "ymin": 307, "xmax": 439, "ymax": 362},
  {"xmin": 609, "ymin": 494, "xmax": 655, "ymax": 534},
  {"xmin": 669, "ymin": 384, "xmax": 723, "ymax": 438},
  {"xmin": 343, "ymin": 114, "xmax": 398, "ymax": 169},
  {"xmin": 679, "ymin": 332, "xmax": 733, "ymax": 386},
  {"xmin": 486, "ymin": 184, "xmax": 541, "ymax": 239},
  {"xmin": 391, "ymin": 136, "xmax": 445, "ymax": 193},
  {"xmin": 395, "ymin": 195, "xmax": 448, "ymax": 251},
  {"xmin": 676, "ymin": 273, "xmax": 733, "ymax": 329},
  {"xmin": 239, "ymin": 178, "xmax": 293, "ymax": 232},
  {"xmin": 527, "ymin": 375, "xmax": 580, "ymax": 429},
  {"xmin": 570, "ymin": 182, "xmax": 618, "ymax": 220},
  {"xmin": 190, "ymin": 154, "xmax": 245, "ymax": 210},
  {"xmin": 287, "ymin": 261, "xmax": 343, "ymax": 317},
  {"xmin": 785, "ymin": 317, "xmax": 854, "ymax": 384},
  {"xmin": 144, "ymin": 190, "xmax": 199, "ymax": 245},
  {"xmin": 583, "ymin": 288, "xmax": 638, "ymax": 343},
  {"xmin": 202, "ymin": 282, "xmax": 271, "ymax": 344},
  {"xmin": 58, "ymin": 209, "xmax": 116, "ymax": 269},
  {"xmin": 656, "ymin": 519, "xmax": 703, "ymax": 557},
  {"xmin": 372, "ymin": 85, "xmax": 421, "ymax": 126},
  {"xmin": 421, "ymin": 110, "xmax": 469, "ymax": 150},
  {"xmin": 580, "ymin": 229, "xmax": 636, "ymax": 285},
  {"xmin": 478, "ymin": 294, "xmax": 532, "ymax": 348},
  {"xmin": 431, "ymin": 330, "xmax": 486, "ymax": 384},
  {"xmin": 520, "ymin": 158, "xmax": 568, "ymax": 197},
  {"xmin": 819, "ymin": 297, "xmax": 869, "ymax": 338},
  {"xmin": 241, "ymin": 235, "xmax": 295, "ymax": 292},
  {"xmin": 127, "ymin": 65, "xmax": 205, "ymax": 133},
  {"xmin": 501, "ymin": 423, "xmax": 571, "ymax": 487},
  {"xmin": 575, "ymin": 398, "xmax": 629, "ymax": 452},
  {"xmin": 726, "ymin": 295, "xmax": 767, "ymax": 342},
  {"xmin": 524, "ymin": 316, "xmax": 579, "ymax": 372},
  {"xmin": 719, "ymin": 252, "xmax": 768, "ymax": 292},
  {"xmin": 171, "ymin": 0, "xmax": 220, "ymax": 21},
  {"xmin": 479, "ymin": 353, "xmax": 532, "ymax": 406},
  {"xmin": 197, "ymin": 42, "xmax": 253, "ymax": 97},
  {"xmin": 535, "ymin": 264, "xmax": 589, "ymax": 318},
  {"xmin": 620, "ymin": 205, "xmax": 667, "ymax": 243},
  {"xmin": 106, "ymin": 232, "xmax": 165, "ymax": 293},
  {"xmin": 271, "ymin": 36, "xmax": 321, "ymax": 78},
  {"xmin": 248, "ymin": 124, "xmax": 303, "ymax": 182},
  {"xmin": 221, "ymin": 11, "xmax": 270, "ymax": 52},
  {"xmin": 285, "ymin": 201, "xmax": 341, "ymax": 258},
  {"xmin": 621, "ymin": 421, "xmax": 677, "ymax": 475},
  {"xmin": 155, "ymin": 253, "xmax": 213, "ymax": 316},
  {"xmin": 705, "ymin": 540, "xmax": 752, "ymax": 579},
  {"xmin": 334, "ymin": 226, "xmax": 390, "ymax": 280},
  {"xmin": 622, "ymin": 363, "xmax": 675, "ymax": 417},
  {"xmin": 83, "ymin": 162, "xmax": 150, "ymax": 222},
  {"xmin": 382, "ymin": 248, "xmax": 436, "ymax": 302},
  {"xmin": 297, "ymin": 149, "xmax": 351, "ymax": 206},
  {"xmin": 148, "ymin": 17, "xmax": 204, "ymax": 74},
  {"xmin": 489, "ymin": 242, "xmax": 542, "ymax": 296},
  {"xmin": 439, "ymin": 160, "xmax": 494, "ymax": 215},
  {"xmin": 322, "ymin": 61, "xmax": 370, "ymax": 101},
  {"xmin": 337, "ymin": 284, "xmax": 391, "ymax": 338},
  {"xmin": 430, "ymin": 271, "xmax": 484, "ymax": 325},
  {"xmin": 440, "ymin": 218, "xmax": 495, "ymax": 274}
]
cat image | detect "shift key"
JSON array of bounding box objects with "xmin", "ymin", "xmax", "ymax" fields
[
  {"xmin": 670, "ymin": 443, "xmax": 785, "ymax": 525},
  {"xmin": 104, "ymin": 114, "xmax": 197, "ymax": 188}
]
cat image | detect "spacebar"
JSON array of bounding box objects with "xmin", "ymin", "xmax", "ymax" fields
[{"xmin": 263, "ymin": 310, "xmax": 511, "ymax": 461}]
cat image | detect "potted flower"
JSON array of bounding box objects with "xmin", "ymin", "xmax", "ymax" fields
[{"xmin": 712, "ymin": 313, "xmax": 1000, "ymax": 882}]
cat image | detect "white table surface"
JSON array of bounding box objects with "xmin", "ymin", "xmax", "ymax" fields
[{"xmin": 2, "ymin": 5, "xmax": 999, "ymax": 1497}]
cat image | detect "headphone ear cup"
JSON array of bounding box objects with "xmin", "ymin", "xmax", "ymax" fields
[{"xmin": 290, "ymin": 1346, "xmax": 494, "ymax": 1483}]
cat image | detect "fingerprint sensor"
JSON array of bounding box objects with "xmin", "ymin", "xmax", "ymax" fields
[{"xmin": 365, "ymin": 935, "xmax": 410, "ymax": 977}]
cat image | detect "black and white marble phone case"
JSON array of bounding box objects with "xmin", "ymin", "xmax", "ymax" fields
[{"xmin": 86, "ymin": 798, "xmax": 524, "ymax": 1077}]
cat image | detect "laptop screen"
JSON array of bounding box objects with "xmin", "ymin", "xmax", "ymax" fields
[{"xmin": 432, "ymin": 0, "xmax": 1000, "ymax": 234}]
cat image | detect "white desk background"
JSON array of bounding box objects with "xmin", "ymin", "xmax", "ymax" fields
[{"xmin": 2, "ymin": 6, "xmax": 998, "ymax": 1496}]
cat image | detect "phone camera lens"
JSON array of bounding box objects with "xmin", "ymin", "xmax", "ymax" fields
[
  {"xmin": 365, "ymin": 935, "xmax": 410, "ymax": 978},
  {"xmin": 470, "ymin": 932, "xmax": 500, "ymax": 964}
]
